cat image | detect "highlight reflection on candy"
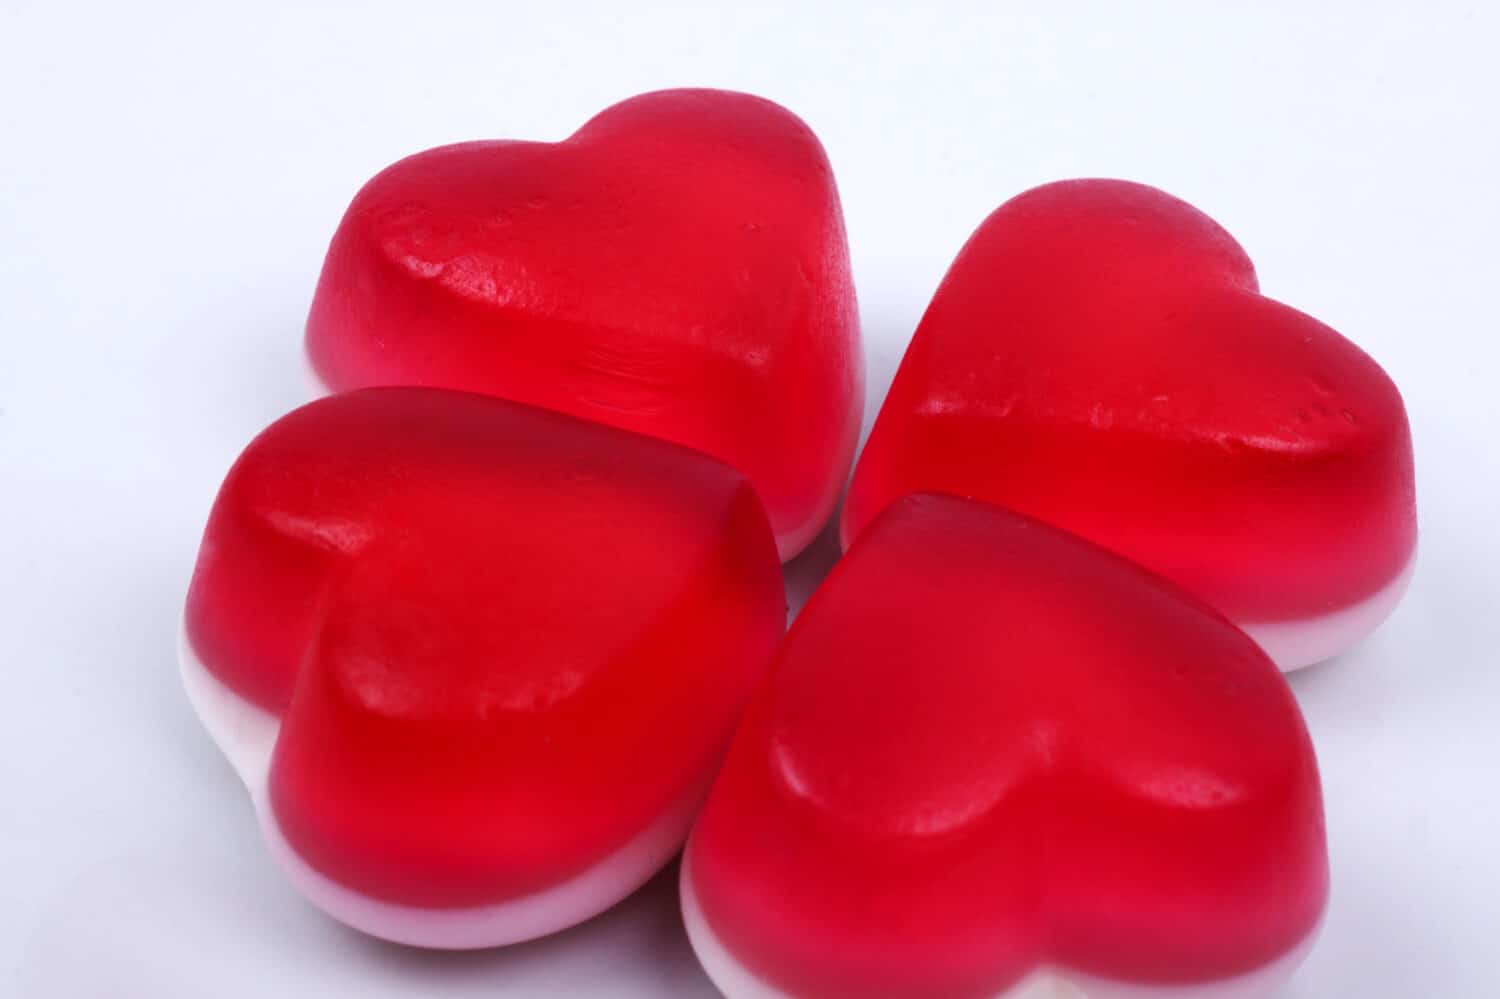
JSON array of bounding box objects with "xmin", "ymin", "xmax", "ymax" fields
[
  {"xmin": 685, "ymin": 493, "xmax": 1328, "ymax": 998},
  {"xmin": 843, "ymin": 180, "xmax": 1416, "ymax": 669},
  {"xmin": 182, "ymin": 388, "xmax": 784, "ymax": 947},
  {"xmin": 306, "ymin": 88, "xmax": 863, "ymax": 560}
]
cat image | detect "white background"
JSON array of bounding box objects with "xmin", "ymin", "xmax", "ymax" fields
[{"xmin": 2, "ymin": 1, "xmax": 1497, "ymax": 995}]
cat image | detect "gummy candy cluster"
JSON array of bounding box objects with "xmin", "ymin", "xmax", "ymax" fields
[{"xmin": 183, "ymin": 88, "xmax": 1414, "ymax": 997}]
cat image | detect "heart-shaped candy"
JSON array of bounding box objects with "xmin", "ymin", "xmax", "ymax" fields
[
  {"xmin": 684, "ymin": 493, "xmax": 1328, "ymax": 997},
  {"xmin": 182, "ymin": 388, "xmax": 784, "ymax": 946},
  {"xmin": 843, "ymin": 180, "xmax": 1415, "ymax": 669},
  {"xmin": 306, "ymin": 89, "xmax": 863, "ymax": 559}
]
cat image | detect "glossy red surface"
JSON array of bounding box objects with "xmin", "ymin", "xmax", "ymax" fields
[
  {"xmin": 306, "ymin": 88, "xmax": 863, "ymax": 560},
  {"xmin": 184, "ymin": 388, "xmax": 784, "ymax": 906},
  {"xmin": 843, "ymin": 180, "xmax": 1415, "ymax": 625},
  {"xmin": 689, "ymin": 494, "xmax": 1328, "ymax": 996}
]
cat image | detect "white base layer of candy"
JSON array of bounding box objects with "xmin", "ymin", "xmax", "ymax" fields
[
  {"xmin": 1243, "ymin": 553, "xmax": 1415, "ymax": 672},
  {"xmin": 680, "ymin": 856, "xmax": 1320, "ymax": 999},
  {"xmin": 179, "ymin": 625, "xmax": 702, "ymax": 949}
]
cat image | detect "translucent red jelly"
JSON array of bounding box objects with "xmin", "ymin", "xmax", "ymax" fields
[
  {"xmin": 843, "ymin": 180, "xmax": 1415, "ymax": 628},
  {"xmin": 306, "ymin": 89, "xmax": 863, "ymax": 559},
  {"xmin": 184, "ymin": 388, "xmax": 784, "ymax": 906},
  {"xmin": 688, "ymin": 494, "xmax": 1328, "ymax": 996}
]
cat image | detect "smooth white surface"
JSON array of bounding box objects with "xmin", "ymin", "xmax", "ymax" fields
[
  {"xmin": 1, "ymin": 2, "xmax": 1496, "ymax": 996},
  {"xmin": 680, "ymin": 856, "xmax": 1321, "ymax": 999},
  {"xmin": 178, "ymin": 629, "xmax": 705, "ymax": 950}
]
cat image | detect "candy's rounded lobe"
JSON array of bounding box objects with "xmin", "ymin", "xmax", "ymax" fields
[
  {"xmin": 842, "ymin": 179, "xmax": 1416, "ymax": 668},
  {"xmin": 686, "ymin": 494, "xmax": 1327, "ymax": 998},
  {"xmin": 306, "ymin": 88, "xmax": 863, "ymax": 560},
  {"xmin": 183, "ymin": 388, "xmax": 784, "ymax": 932}
]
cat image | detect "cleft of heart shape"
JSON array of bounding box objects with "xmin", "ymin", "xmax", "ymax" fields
[
  {"xmin": 181, "ymin": 388, "xmax": 785, "ymax": 948},
  {"xmin": 843, "ymin": 179, "xmax": 1416, "ymax": 670},
  {"xmin": 684, "ymin": 493, "xmax": 1329, "ymax": 999},
  {"xmin": 305, "ymin": 88, "xmax": 864, "ymax": 561}
]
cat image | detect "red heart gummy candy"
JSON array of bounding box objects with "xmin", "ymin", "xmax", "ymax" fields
[
  {"xmin": 843, "ymin": 180, "xmax": 1416, "ymax": 669},
  {"xmin": 306, "ymin": 89, "xmax": 863, "ymax": 560},
  {"xmin": 182, "ymin": 388, "xmax": 784, "ymax": 946},
  {"xmin": 685, "ymin": 493, "xmax": 1327, "ymax": 998}
]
